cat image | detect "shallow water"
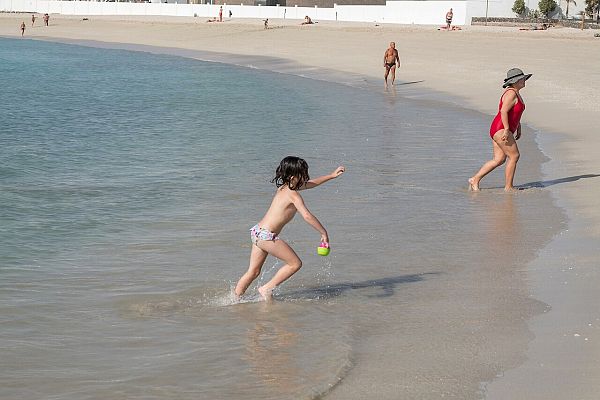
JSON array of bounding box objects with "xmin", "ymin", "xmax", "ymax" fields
[{"xmin": 0, "ymin": 38, "xmax": 564, "ymax": 399}]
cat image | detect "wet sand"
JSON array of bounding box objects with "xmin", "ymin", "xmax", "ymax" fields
[{"xmin": 2, "ymin": 14, "xmax": 599, "ymax": 399}]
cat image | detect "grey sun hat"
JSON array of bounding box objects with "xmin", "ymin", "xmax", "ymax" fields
[{"xmin": 503, "ymin": 68, "xmax": 532, "ymax": 88}]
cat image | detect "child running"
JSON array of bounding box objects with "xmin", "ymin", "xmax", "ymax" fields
[{"xmin": 234, "ymin": 156, "xmax": 345, "ymax": 301}]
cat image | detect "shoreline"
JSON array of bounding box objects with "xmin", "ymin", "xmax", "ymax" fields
[{"xmin": 2, "ymin": 14, "xmax": 600, "ymax": 398}]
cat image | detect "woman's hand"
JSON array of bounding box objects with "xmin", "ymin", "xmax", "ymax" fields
[
  {"xmin": 514, "ymin": 131, "xmax": 521, "ymax": 140},
  {"xmin": 320, "ymin": 234, "xmax": 329, "ymax": 244},
  {"xmin": 515, "ymin": 125, "xmax": 522, "ymax": 140},
  {"xmin": 501, "ymin": 129, "xmax": 512, "ymax": 142}
]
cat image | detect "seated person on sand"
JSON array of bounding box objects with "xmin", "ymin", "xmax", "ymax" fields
[
  {"xmin": 438, "ymin": 25, "xmax": 461, "ymax": 31},
  {"xmin": 301, "ymin": 15, "xmax": 314, "ymax": 25},
  {"xmin": 519, "ymin": 23, "xmax": 549, "ymax": 30}
]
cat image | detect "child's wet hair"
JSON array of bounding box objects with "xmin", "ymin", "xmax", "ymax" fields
[{"xmin": 272, "ymin": 156, "xmax": 310, "ymax": 190}]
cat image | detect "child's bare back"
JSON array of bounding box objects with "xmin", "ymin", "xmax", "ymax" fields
[{"xmin": 234, "ymin": 156, "xmax": 344, "ymax": 301}]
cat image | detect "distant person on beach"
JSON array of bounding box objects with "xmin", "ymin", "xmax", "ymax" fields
[
  {"xmin": 31, "ymin": 14, "xmax": 36, "ymax": 26},
  {"xmin": 264, "ymin": 18, "xmax": 269, "ymax": 29},
  {"xmin": 234, "ymin": 156, "xmax": 345, "ymax": 301},
  {"xmin": 229, "ymin": 10, "xmax": 232, "ymax": 18},
  {"xmin": 43, "ymin": 13, "xmax": 49, "ymax": 26},
  {"xmin": 445, "ymin": 8, "xmax": 453, "ymax": 30},
  {"xmin": 20, "ymin": 21, "xmax": 26, "ymax": 36},
  {"xmin": 219, "ymin": 6, "xmax": 223, "ymax": 22},
  {"xmin": 383, "ymin": 41, "xmax": 400, "ymax": 87},
  {"xmin": 301, "ymin": 15, "xmax": 314, "ymax": 25},
  {"xmin": 439, "ymin": 25, "xmax": 461, "ymax": 31},
  {"xmin": 519, "ymin": 23, "xmax": 549, "ymax": 30},
  {"xmin": 469, "ymin": 68, "xmax": 532, "ymax": 191}
]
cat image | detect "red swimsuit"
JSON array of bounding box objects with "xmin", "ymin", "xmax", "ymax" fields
[{"xmin": 489, "ymin": 89, "xmax": 525, "ymax": 138}]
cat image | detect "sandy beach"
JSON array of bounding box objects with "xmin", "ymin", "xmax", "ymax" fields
[{"xmin": 2, "ymin": 14, "xmax": 600, "ymax": 398}]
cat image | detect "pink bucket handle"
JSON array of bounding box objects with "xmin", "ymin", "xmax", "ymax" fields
[{"xmin": 319, "ymin": 241, "xmax": 329, "ymax": 249}]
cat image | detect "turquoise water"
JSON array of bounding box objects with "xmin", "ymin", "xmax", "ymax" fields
[{"xmin": 0, "ymin": 37, "xmax": 561, "ymax": 399}]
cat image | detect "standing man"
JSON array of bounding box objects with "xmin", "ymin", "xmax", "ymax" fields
[
  {"xmin": 445, "ymin": 8, "xmax": 453, "ymax": 30},
  {"xmin": 383, "ymin": 42, "xmax": 400, "ymax": 87},
  {"xmin": 219, "ymin": 6, "xmax": 223, "ymax": 22},
  {"xmin": 43, "ymin": 13, "xmax": 49, "ymax": 26},
  {"xmin": 31, "ymin": 14, "xmax": 36, "ymax": 26},
  {"xmin": 21, "ymin": 21, "xmax": 26, "ymax": 36}
]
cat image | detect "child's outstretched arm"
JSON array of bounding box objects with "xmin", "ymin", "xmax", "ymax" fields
[
  {"xmin": 301, "ymin": 166, "xmax": 345, "ymax": 190},
  {"xmin": 290, "ymin": 191, "xmax": 329, "ymax": 243}
]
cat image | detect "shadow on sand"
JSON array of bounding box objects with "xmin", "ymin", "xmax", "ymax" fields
[
  {"xmin": 518, "ymin": 173, "xmax": 600, "ymax": 189},
  {"xmin": 279, "ymin": 273, "xmax": 439, "ymax": 301},
  {"xmin": 396, "ymin": 80, "xmax": 425, "ymax": 86}
]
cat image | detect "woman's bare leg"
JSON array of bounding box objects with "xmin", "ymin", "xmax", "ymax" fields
[
  {"xmin": 469, "ymin": 135, "xmax": 506, "ymax": 190},
  {"xmin": 255, "ymin": 239, "xmax": 302, "ymax": 300},
  {"xmin": 494, "ymin": 133, "xmax": 520, "ymax": 190},
  {"xmin": 235, "ymin": 244, "xmax": 268, "ymax": 297}
]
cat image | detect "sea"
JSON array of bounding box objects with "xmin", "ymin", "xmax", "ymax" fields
[{"xmin": 0, "ymin": 37, "xmax": 564, "ymax": 399}]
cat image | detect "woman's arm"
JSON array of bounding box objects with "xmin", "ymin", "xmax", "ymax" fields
[
  {"xmin": 499, "ymin": 90, "xmax": 518, "ymax": 141},
  {"xmin": 300, "ymin": 166, "xmax": 345, "ymax": 190}
]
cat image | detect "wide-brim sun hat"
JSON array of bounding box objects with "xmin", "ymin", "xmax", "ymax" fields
[{"xmin": 503, "ymin": 68, "xmax": 532, "ymax": 88}]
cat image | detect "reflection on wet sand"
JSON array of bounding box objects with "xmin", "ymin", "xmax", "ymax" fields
[
  {"xmin": 234, "ymin": 305, "xmax": 304, "ymax": 394},
  {"xmin": 481, "ymin": 192, "xmax": 519, "ymax": 252},
  {"xmin": 384, "ymin": 84, "xmax": 397, "ymax": 105}
]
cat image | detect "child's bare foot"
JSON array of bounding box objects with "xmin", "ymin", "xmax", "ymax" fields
[
  {"xmin": 258, "ymin": 286, "xmax": 273, "ymax": 301},
  {"xmin": 468, "ymin": 177, "xmax": 480, "ymax": 191}
]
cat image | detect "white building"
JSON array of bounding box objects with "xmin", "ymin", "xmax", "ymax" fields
[{"xmin": 0, "ymin": 0, "xmax": 591, "ymax": 25}]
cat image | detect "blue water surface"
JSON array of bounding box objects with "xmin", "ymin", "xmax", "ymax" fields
[{"xmin": 1, "ymin": 37, "xmax": 539, "ymax": 400}]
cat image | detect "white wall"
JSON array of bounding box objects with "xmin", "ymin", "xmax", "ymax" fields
[
  {"xmin": 17, "ymin": 0, "xmax": 590, "ymax": 24},
  {"xmin": 382, "ymin": 1, "xmax": 466, "ymax": 25},
  {"xmin": 0, "ymin": 0, "xmax": 470, "ymax": 24},
  {"xmin": 465, "ymin": 0, "xmax": 513, "ymax": 21}
]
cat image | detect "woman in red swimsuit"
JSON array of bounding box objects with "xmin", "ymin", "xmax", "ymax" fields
[{"xmin": 469, "ymin": 68, "xmax": 532, "ymax": 191}]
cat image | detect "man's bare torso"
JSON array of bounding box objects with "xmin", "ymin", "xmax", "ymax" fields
[{"xmin": 385, "ymin": 48, "xmax": 398, "ymax": 64}]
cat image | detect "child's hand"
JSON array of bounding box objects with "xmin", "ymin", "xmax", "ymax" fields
[{"xmin": 332, "ymin": 166, "xmax": 345, "ymax": 177}]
